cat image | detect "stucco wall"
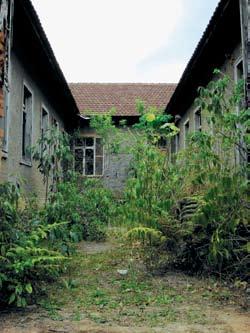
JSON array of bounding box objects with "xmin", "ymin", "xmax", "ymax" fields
[
  {"xmin": 103, "ymin": 128, "xmax": 133, "ymax": 194},
  {"xmin": 77, "ymin": 126, "xmax": 133, "ymax": 194},
  {"xmin": 175, "ymin": 43, "xmax": 243, "ymax": 151},
  {"xmin": 0, "ymin": 51, "xmax": 65, "ymax": 201}
]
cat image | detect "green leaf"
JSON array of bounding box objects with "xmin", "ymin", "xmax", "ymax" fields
[
  {"xmin": 25, "ymin": 283, "xmax": 33, "ymax": 294},
  {"xmin": 8, "ymin": 293, "xmax": 16, "ymax": 304}
]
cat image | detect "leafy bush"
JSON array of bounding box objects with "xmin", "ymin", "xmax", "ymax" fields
[
  {"xmin": 0, "ymin": 183, "xmax": 66, "ymax": 307},
  {"xmin": 43, "ymin": 175, "xmax": 115, "ymax": 244},
  {"xmin": 122, "ymin": 73, "xmax": 249, "ymax": 280}
]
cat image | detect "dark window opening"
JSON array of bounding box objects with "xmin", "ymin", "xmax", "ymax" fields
[
  {"xmin": 184, "ymin": 120, "xmax": 189, "ymax": 147},
  {"xmin": 195, "ymin": 109, "xmax": 202, "ymax": 132},
  {"xmin": 22, "ymin": 86, "xmax": 32, "ymax": 161}
]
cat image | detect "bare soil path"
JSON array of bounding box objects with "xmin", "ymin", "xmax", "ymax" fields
[{"xmin": 0, "ymin": 237, "xmax": 249, "ymax": 333}]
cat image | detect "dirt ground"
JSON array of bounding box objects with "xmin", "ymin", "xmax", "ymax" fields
[{"xmin": 1, "ymin": 240, "xmax": 249, "ymax": 333}]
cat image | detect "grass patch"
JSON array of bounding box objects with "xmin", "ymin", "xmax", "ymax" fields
[{"xmin": 39, "ymin": 235, "xmax": 241, "ymax": 326}]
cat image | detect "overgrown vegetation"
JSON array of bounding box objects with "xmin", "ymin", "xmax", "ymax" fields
[
  {"xmin": 120, "ymin": 72, "xmax": 249, "ymax": 280},
  {"xmin": 0, "ymin": 182, "xmax": 66, "ymax": 307},
  {"xmin": 39, "ymin": 237, "xmax": 240, "ymax": 327},
  {"xmin": 0, "ymin": 128, "xmax": 115, "ymax": 307},
  {"xmin": 0, "ymin": 70, "xmax": 248, "ymax": 311}
]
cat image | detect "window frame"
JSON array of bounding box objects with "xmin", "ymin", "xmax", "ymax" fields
[
  {"xmin": 184, "ymin": 119, "xmax": 190, "ymax": 148},
  {"xmin": 234, "ymin": 57, "xmax": 248, "ymax": 165},
  {"xmin": 41, "ymin": 105, "xmax": 50, "ymax": 137},
  {"xmin": 234, "ymin": 57, "xmax": 243, "ymax": 85},
  {"xmin": 171, "ymin": 131, "xmax": 180, "ymax": 154},
  {"xmin": 194, "ymin": 107, "xmax": 202, "ymax": 132},
  {"xmin": 1, "ymin": 1, "xmax": 14, "ymax": 156},
  {"xmin": 74, "ymin": 136, "xmax": 104, "ymax": 177},
  {"xmin": 20, "ymin": 82, "xmax": 33, "ymax": 166},
  {"xmin": 40, "ymin": 105, "xmax": 50, "ymax": 153}
]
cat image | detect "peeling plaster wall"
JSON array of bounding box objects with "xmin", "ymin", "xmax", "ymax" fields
[{"xmin": 0, "ymin": 50, "xmax": 65, "ymax": 202}]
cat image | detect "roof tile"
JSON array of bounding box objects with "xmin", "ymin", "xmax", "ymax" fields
[{"xmin": 69, "ymin": 83, "xmax": 176, "ymax": 116}]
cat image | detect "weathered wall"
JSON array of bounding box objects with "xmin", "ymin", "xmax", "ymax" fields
[
  {"xmin": 0, "ymin": 30, "xmax": 4, "ymax": 142},
  {"xmin": 0, "ymin": 0, "xmax": 11, "ymax": 169},
  {"xmin": 103, "ymin": 128, "xmax": 133, "ymax": 194},
  {"xmin": 0, "ymin": 50, "xmax": 65, "ymax": 201},
  {"xmin": 77, "ymin": 126, "xmax": 134, "ymax": 194},
  {"xmin": 176, "ymin": 43, "xmax": 243, "ymax": 151}
]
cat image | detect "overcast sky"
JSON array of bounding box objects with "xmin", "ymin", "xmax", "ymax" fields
[{"xmin": 31, "ymin": 0, "xmax": 219, "ymax": 83}]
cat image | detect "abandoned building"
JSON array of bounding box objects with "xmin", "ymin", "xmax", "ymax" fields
[
  {"xmin": 0, "ymin": 0, "xmax": 79, "ymax": 199},
  {"xmin": 70, "ymin": 83, "xmax": 176, "ymax": 191},
  {"xmin": 0, "ymin": 0, "xmax": 249, "ymax": 199},
  {"xmin": 166, "ymin": 0, "xmax": 249, "ymax": 156}
]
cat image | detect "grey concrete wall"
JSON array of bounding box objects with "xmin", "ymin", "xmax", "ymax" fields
[
  {"xmin": 0, "ymin": 50, "xmax": 65, "ymax": 202},
  {"xmin": 77, "ymin": 126, "xmax": 134, "ymax": 194}
]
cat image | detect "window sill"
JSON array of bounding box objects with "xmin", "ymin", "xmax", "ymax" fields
[{"xmin": 20, "ymin": 159, "xmax": 32, "ymax": 167}]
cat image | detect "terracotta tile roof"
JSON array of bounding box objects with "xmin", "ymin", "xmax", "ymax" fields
[{"xmin": 69, "ymin": 83, "xmax": 176, "ymax": 116}]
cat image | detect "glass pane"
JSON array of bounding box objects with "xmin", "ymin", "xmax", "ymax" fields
[
  {"xmin": 75, "ymin": 149, "xmax": 83, "ymax": 173},
  {"xmin": 85, "ymin": 149, "xmax": 94, "ymax": 175},
  {"xmin": 95, "ymin": 156, "xmax": 103, "ymax": 176},
  {"xmin": 96, "ymin": 138, "xmax": 103, "ymax": 155},
  {"xmin": 75, "ymin": 137, "xmax": 85, "ymax": 146},
  {"xmin": 42, "ymin": 109, "xmax": 49, "ymax": 132},
  {"xmin": 85, "ymin": 137, "xmax": 94, "ymax": 147},
  {"xmin": 195, "ymin": 111, "xmax": 201, "ymax": 131}
]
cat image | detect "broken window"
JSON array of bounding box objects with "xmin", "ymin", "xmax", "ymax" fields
[
  {"xmin": 22, "ymin": 85, "xmax": 32, "ymax": 161},
  {"xmin": 74, "ymin": 137, "xmax": 104, "ymax": 176}
]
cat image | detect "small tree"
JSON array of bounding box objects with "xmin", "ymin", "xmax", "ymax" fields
[{"xmin": 32, "ymin": 127, "xmax": 73, "ymax": 204}]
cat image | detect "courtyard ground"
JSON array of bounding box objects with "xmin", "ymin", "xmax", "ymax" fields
[{"xmin": 0, "ymin": 234, "xmax": 249, "ymax": 333}]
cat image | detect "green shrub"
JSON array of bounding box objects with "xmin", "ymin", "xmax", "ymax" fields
[
  {"xmin": 0, "ymin": 183, "xmax": 66, "ymax": 307},
  {"xmin": 43, "ymin": 176, "xmax": 115, "ymax": 243},
  {"xmin": 121, "ymin": 73, "xmax": 249, "ymax": 280}
]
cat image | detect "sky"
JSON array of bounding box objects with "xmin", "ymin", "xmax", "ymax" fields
[{"xmin": 31, "ymin": 0, "xmax": 219, "ymax": 83}]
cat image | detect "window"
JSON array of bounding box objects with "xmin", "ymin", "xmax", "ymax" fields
[
  {"xmin": 74, "ymin": 137, "xmax": 104, "ymax": 176},
  {"xmin": 52, "ymin": 117, "xmax": 59, "ymax": 129},
  {"xmin": 234, "ymin": 58, "xmax": 247, "ymax": 164},
  {"xmin": 1, "ymin": 89, "xmax": 9, "ymax": 153},
  {"xmin": 171, "ymin": 132, "xmax": 180, "ymax": 154},
  {"xmin": 21, "ymin": 85, "xmax": 32, "ymax": 162},
  {"xmin": 184, "ymin": 120, "xmax": 189, "ymax": 148},
  {"xmin": 41, "ymin": 107, "xmax": 49, "ymax": 138},
  {"xmin": 41, "ymin": 107, "xmax": 49, "ymax": 152},
  {"xmin": 234, "ymin": 58, "xmax": 244, "ymax": 113},
  {"xmin": 235, "ymin": 58, "xmax": 243, "ymax": 82},
  {"xmin": 194, "ymin": 109, "xmax": 202, "ymax": 132}
]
